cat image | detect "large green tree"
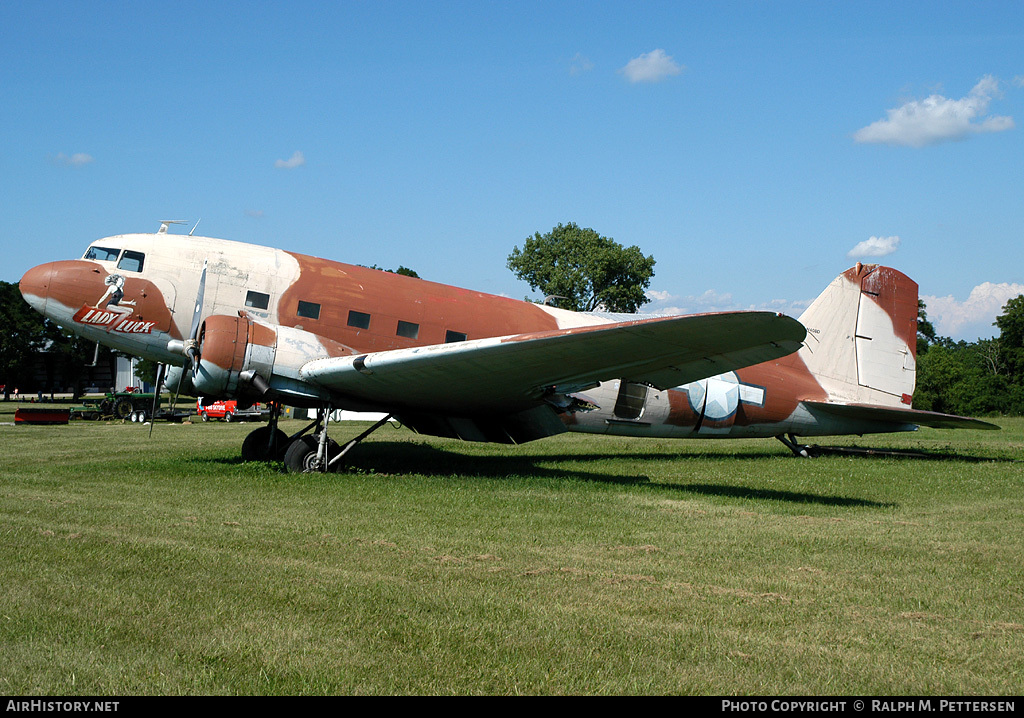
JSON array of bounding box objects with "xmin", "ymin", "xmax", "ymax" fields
[
  {"xmin": 507, "ymin": 223, "xmax": 656, "ymax": 313},
  {"xmin": 995, "ymin": 295, "xmax": 1024, "ymax": 381}
]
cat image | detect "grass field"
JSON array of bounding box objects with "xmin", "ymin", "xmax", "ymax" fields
[{"xmin": 1, "ymin": 406, "xmax": 1022, "ymax": 695}]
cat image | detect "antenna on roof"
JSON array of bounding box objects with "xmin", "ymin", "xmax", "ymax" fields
[
  {"xmin": 157, "ymin": 220, "xmax": 187, "ymax": 234},
  {"xmin": 189, "ymin": 218, "xmax": 202, "ymax": 236}
]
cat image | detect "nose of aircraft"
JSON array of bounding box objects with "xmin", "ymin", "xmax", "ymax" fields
[{"xmin": 19, "ymin": 262, "xmax": 54, "ymax": 313}]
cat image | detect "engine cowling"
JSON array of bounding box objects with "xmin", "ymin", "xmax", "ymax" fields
[
  {"xmin": 164, "ymin": 364, "xmax": 196, "ymax": 396},
  {"xmin": 191, "ymin": 314, "xmax": 353, "ymax": 402}
]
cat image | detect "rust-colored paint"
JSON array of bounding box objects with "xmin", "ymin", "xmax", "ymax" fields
[
  {"xmin": 201, "ymin": 315, "xmax": 248, "ymax": 373},
  {"xmin": 247, "ymin": 318, "xmax": 277, "ymax": 350},
  {"xmin": 277, "ymin": 252, "xmax": 560, "ymax": 350},
  {"xmin": 21, "ymin": 260, "xmax": 179, "ymax": 338},
  {"xmin": 844, "ymin": 263, "xmax": 919, "ymax": 360},
  {"xmin": 665, "ymin": 353, "xmax": 828, "ymax": 428}
]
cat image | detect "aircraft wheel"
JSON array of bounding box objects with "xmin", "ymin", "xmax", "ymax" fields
[
  {"xmin": 284, "ymin": 436, "xmax": 319, "ymax": 473},
  {"xmin": 241, "ymin": 426, "xmax": 289, "ymax": 462},
  {"xmin": 283, "ymin": 435, "xmax": 340, "ymax": 473}
]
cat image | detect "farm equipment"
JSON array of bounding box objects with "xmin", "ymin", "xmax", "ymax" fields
[{"xmin": 69, "ymin": 388, "xmax": 191, "ymax": 422}]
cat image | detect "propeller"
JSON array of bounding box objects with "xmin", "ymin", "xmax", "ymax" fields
[
  {"xmin": 160, "ymin": 258, "xmax": 209, "ymax": 433},
  {"xmin": 148, "ymin": 362, "xmax": 165, "ymax": 438},
  {"xmin": 183, "ymin": 259, "xmax": 208, "ymax": 374}
]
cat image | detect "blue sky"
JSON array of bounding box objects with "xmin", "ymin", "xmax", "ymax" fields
[{"xmin": 3, "ymin": 1, "xmax": 1022, "ymax": 340}]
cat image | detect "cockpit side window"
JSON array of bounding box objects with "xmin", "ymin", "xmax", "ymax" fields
[
  {"xmin": 84, "ymin": 246, "xmax": 120, "ymax": 262},
  {"xmin": 117, "ymin": 250, "xmax": 145, "ymax": 273}
]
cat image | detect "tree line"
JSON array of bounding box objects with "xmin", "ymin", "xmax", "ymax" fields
[{"xmin": 915, "ymin": 296, "xmax": 1024, "ymax": 417}]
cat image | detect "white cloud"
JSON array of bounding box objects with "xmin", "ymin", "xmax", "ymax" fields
[
  {"xmin": 245, "ymin": 209, "xmax": 265, "ymax": 219},
  {"xmin": 53, "ymin": 152, "xmax": 94, "ymax": 167},
  {"xmin": 854, "ymin": 75, "xmax": 1014, "ymax": 147},
  {"xmin": 274, "ymin": 151, "xmax": 305, "ymax": 169},
  {"xmin": 922, "ymin": 282, "xmax": 1024, "ymax": 339},
  {"xmin": 619, "ymin": 49, "xmax": 683, "ymax": 84},
  {"xmin": 644, "ymin": 288, "xmax": 810, "ymax": 320},
  {"xmin": 569, "ymin": 53, "xmax": 594, "ymax": 76},
  {"xmin": 645, "ymin": 289, "xmax": 674, "ymax": 302},
  {"xmin": 847, "ymin": 235, "xmax": 900, "ymax": 259}
]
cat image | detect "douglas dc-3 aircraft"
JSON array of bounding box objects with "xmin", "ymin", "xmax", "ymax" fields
[{"xmin": 19, "ymin": 223, "xmax": 996, "ymax": 471}]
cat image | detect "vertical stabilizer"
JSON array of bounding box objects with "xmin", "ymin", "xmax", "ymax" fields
[{"xmin": 798, "ymin": 264, "xmax": 918, "ymax": 407}]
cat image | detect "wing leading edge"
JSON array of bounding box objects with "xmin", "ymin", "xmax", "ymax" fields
[{"xmin": 299, "ymin": 311, "xmax": 806, "ymax": 416}]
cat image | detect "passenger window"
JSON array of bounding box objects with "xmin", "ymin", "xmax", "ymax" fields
[
  {"xmin": 347, "ymin": 311, "xmax": 371, "ymax": 329},
  {"xmin": 245, "ymin": 291, "xmax": 270, "ymax": 310},
  {"xmin": 396, "ymin": 320, "xmax": 419, "ymax": 339},
  {"xmin": 297, "ymin": 301, "xmax": 321, "ymax": 320},
  {"xmin": 445, "ymin": 330, "xmax": 467, "ymax": 343},
  {"xmin": 84, "ymin": 246, "xmax": 120, "ymax": 262},
  {"xmin": 117, "ymin": 250, "xmax": 145, "ymax": 273}
]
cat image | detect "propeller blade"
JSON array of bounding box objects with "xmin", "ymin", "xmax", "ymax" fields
[
  {"xmin": 148, "ymin": 362, "xmax": 165, "ymax": 438},
  {"xmin": 189, "ymin": 259, "xmax": 208, "ymax": 340},
  {"xmin": 184, "ymin": 259, "xmax": 208, "ymax": 372}
]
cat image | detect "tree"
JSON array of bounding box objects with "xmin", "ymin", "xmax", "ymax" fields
[
  {"xmin": 917, "ymin": 299, "xmax": 936, "ymax": 356},
  {"xmin": 0, "ymin": 280, "xmax": 51, "ymax": 395},
  {"xmin": 507, "ymin": 223, "xmax": 656, "ymax": 313},
  {"xmin": 364, "ymin": 264, "xmax": 420, "ymax": 278},
  {"xmin": 995, "ymin": 294, "xmax": 1024, "ymax": 381}
]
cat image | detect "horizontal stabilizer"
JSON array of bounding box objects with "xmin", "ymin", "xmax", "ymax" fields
[{"xmin": 804, "ymin": 401, "xmax": 1000, "ymax": 431}]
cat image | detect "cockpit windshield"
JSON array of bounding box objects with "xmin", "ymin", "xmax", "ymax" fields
[
  {"xmin": 117, "ymin": 250, "xmax": 145, "ymax": 273},
  {"xmin": 84, "ymin": 246, "xmax": 120, "ymax": 262}
]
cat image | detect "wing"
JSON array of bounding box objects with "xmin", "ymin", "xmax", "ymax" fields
[
  {"xmin": 300, "ymin": 311, "xmax": 805, "ymax": 417},
  {"xmin": 804, "ymin": 402, "xmax": 1001, "ymax": 431}
]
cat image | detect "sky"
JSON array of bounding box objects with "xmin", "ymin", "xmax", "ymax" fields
[{"xmin": 2, "ymin": 1, "xmax": 1022, "ymax": 341}]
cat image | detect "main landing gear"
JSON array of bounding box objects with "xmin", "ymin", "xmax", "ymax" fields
[{"xmin": 240, "ymin": 405, "xmax": 393, "ymax": 473}]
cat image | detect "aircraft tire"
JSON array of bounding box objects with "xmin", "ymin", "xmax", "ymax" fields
[
  {"xmin": 284, "ymin": 436, "xmax": 319, "ymax": 473},
  {"xmin": 283, "ymin": 435, "xmax": 340, "ymax": 473},
  {"xmin": 241, "ymin": 426, "xmax": 289, "ymax": 463}
]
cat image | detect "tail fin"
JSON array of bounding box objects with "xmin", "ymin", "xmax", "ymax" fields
[{"xmin": 798, "ymin": 264, "xmax": 918, "ymax": 407}]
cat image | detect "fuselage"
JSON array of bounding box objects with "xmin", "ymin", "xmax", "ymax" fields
[{"xmin": 19, "ymin": 232, "xmax": 918, "ymax": 440}]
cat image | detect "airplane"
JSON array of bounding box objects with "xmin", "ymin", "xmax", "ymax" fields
[{"xmin": 18, "ymin": 223, "xmax": 996, "ymax": 471}]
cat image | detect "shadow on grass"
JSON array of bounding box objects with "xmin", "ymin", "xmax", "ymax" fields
[
  {"xmin": 803, "ymin": 444, "xmax": 1021, "ymax": 462},
  {"xmin": 336, "ymin": 441, "xmax": 894, "ymax": 508}
]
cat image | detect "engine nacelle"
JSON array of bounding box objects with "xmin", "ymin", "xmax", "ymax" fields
[
  {"xmin": 192, "ymin": 314, "xmax": 353, "ymax": 402},
  {"xmin": 164, "ymin": 364, "xmax": 196, "ymax": 396}
]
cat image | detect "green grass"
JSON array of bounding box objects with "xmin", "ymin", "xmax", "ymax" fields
[{"xmin": 1, "ymin": 409, "xmax": 1022, "ymax": 695}]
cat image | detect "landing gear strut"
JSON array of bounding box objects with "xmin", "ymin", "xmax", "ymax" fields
[
  {"xmin": 281, "ymin": 409, "xmax": 393, "ymax": 473},
  {"xmin": 776, "ymin": 433, "xmax": 812, "ymax": 458},
  {"xmin": 240, "ymin": 402, "xmax": 288, "ymax": 462}
]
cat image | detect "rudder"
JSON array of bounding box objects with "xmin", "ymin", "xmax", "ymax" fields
[{"xmin": 798, "ymin": 264, "xmax": 918, "ymax": 407}]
